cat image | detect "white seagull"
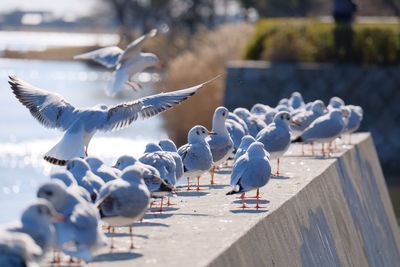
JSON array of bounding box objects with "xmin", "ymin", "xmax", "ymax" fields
[
  {"xmin": 85, "ymin": 156, "xmax": 120, "ymax": 183},
  {"xmin": 74, "ymin": 29, "xmax": 159, "ymax": 96},
  {"xmin": 8, "ymin": 75, "xmax": 218, "ymax": 165},
  {"xmin": 50, "ymin": 171, "xmax": 92, "ymax": 202},
  {"xmin": 233, "ymin": 135, "xmax": 256, "ymax": 163},
  {"xmin": 226, "ymin": 142, "xmax": 271, "ymax": 209}
]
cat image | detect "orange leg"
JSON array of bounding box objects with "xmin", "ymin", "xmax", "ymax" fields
[
  {"xmin": 321, "ymin": 143, "xmax": 325, "ymax": 157},
  {"xmin": 167, "ymin": 196, "xmax": 174, "ymax": 206},
  {"xmin": 129, "ymin": 226, "xmax": 135, "ymax": 249},
  {"xmin": 110, "ymin": 227, "xmax": 115, "ymax": 250},
  {"xmin": 276, "ymin": 158, "xmax": 280, "ymax": 176},
  {"xmin": 186, "ymin": 177, "xmax": 191, "ymax": 191},
  {"xmin": 196, "ymin": 176, "xmax": 201, "ymax": 191},
  {"xmin": 240, "ymin": 193, "xmax": 247, "ymax": 209},
  {"xmin": 210, "ymin": 166, "xmax": 216, "ymax": 185}
]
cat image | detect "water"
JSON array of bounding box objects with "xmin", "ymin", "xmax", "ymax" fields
[{"xmin": 0, "ymin": 58, "xmax": 167, "ymax": 223}]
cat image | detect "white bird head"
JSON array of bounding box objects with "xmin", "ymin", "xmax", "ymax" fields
[
  {"xmin": 158, "ymin": 139, "xmax": 178, "ymax": 152},
  {"xmin": 233, "ymin": 107, "xmax": 251, "ymax": 120},
  {"xmin": 50, "ymin": 171, "xmax": 77, "ymax": 187},
  {"xmin": 238, "ymin": 135, "xmax": 256, "ymax": 149},
  {"xmin": 188, "ymin": 125, "xmax": 213, "ymax": 143},
  {"xmin": 278, "ymin": 98, "xmax": 289, "ymax": 107},
  {"xmin": 247, "ymin": 141, "xmax": 268, "ymax": 157},
  {"xmin": 85, "ymin": 156, "xmax": 104, "ymax": 171},
  {"xmin": 274, "ymin": 111, "xmax": 291, "ymax": 126},
  {"xmin": 37, "ymin": 180, "xmax": 69, "ymax": 212},
  {"xmin": 251, "ymin": 104, "xmax": 268, "ymax": 115},
  {"xmin": 144, "ymin": 143, "xmax": 162, "ymax": 153},
  {"xmin": 21, "ymin": 199, "xmax": 62, "ymax": 224},
  {"xmin": 121, "ymin": 166, "xmax": 144, "ymax": 184},
  {"xmin": 66, "ymin": 158, "xmax": 90, "ymax": 177},
  {"xmin": 114, "ymin": 155, "xmax": 137, "ymax": 171},
  {"xmin": 289, "ymin": 91, "xmax": 304, "ymax": 109},
  {"xmin": 329, "ymin": 97, "xmax": 345, "ymax": 109},
  {"xmin": 142, "ymin": 53, "xmax": 161, "ymax": 69},
  {"xmin": 311, "ymin": 100, "xmax": 327, "ymax": 114},
  {"xmin": 212, "ymin": 106, "xmax": 229, "ymax": 134}
]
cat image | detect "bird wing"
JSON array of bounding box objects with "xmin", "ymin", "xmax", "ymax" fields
[
  {"xmin": 8, "ymin": 75, "xmax": 77, "ymax": 131},
  {"xmin": 99, "ymin": 77, "xmax": 219, "ymax": 132},
  {"xmin": 120, "ymin": 29, "xmax": 157, "ymax": 62},
  {"xmin": 73, "ymin": 46, "xmax": 123, "ymax": 68},
  {"xmin": 70, "ymin": 204, "xmax": 98, "ymax": 229}
]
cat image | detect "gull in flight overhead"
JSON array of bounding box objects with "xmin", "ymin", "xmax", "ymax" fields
[
  {"xmin": 74, "ymin": 29, "xmax": 160, "ymax": 96},
  {"xmin": 8, "ymin": 75, "xmax": 220, "ymax": 166}
]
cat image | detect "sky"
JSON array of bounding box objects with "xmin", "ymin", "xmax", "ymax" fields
[{"xmin": 0, "ymin": 0, "xmax": 98, "ymax": 18}]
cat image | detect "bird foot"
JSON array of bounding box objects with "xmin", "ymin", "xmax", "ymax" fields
[{"xmin": 125, "ymin": 81, "xmax": 142, "ymax": 91}]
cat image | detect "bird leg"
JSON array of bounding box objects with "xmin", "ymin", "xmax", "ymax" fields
[
  {"xmin": 210, "ymin": 166, "xmax": 216, "ymax": 185},
  {"xmin": 239, "ymin": 188, "xmax": 260, "ymax": 199},
  {"xmin": 125, "ymin": 80, "xmax": 142, "ymax": 92},
  {"xmin": 155, "ymin": 197, "xmax": 164, "ymax": 213},
  {"xmin": 196, "ymin": 176, "xmax": 201, "ymax": 191},
  {"xmin": 167, "ymin": 196, "xmax": 175, "ymax": 206},
  {"xmin": 240, "ymin": 193, "xmax": 248, "ymax": 209},
  {"xmin": 302, "ymin": 143, "xmax": 305, "ymax": 156},
  {"xmin": 321, "ymin": 143, "xmax": 325, "ymax": 157},
  {"xmin": 129, "ymin": 226, "xmax": 135, "ymax": 249},
  {"xmin": 255, "ymin": 193, "xmax": 262, "ymax": 210},
  {"xmin": 311, "ymin": 142, "xmax": 315, "ymax": 156},
  {"xmin": 50, "ymin": 249, "xmax": 61, "ymax": 264},
  {"xmin": 186, "ymin": 177, "xmax": 191, "ymax": 191},
  {"xmin": 276, "ymin": 158, "xmax": 280, "ymax": 176}
]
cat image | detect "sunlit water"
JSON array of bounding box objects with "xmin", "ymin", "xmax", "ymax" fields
[{"xmin": 0, "ymin": 58, "xmax": 167, "ymax": 223}]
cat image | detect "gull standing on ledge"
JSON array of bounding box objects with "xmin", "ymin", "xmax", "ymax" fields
[
  {"xmin": 74, "ymin": 29, "xmax": 159, "ymax": 96},
  {"xmin": 207, "ymin": 107, "xmax": 234, "ymax": 184},
  {"xmin": 8, "ymin": 75, "xmax": 219, "ymax": 165}
]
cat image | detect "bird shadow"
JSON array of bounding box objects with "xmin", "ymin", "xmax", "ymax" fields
[
  {"xmin": 232, "ymin": 199, "xmax": 270, "ymax": 205},
  {"xmin": 230, "ymin": 208, "xmax": 269, "ymax": 214},
  {"xmin": 172, "ymin": 212, "xmax": 210, "ymax": 217},
  {"xmin": 178, "ymin": 191, "xmax": 209, "ymax": 197},
  {"xmin": 92, "ymin": 251, "xmax": 143, "ymax": 262},
  {"xmin": 133, "ymin": 221, "xmax": 170, "ymax": 228},
  {"xmin": 104, "ymin": 232, "xmax": 148, "ymax": 240},
  {"xmin": 148, "ymin": 206, "xmax": 180, "ymax": 213},
  {"xmin": 216, "ymin": 169, "xmax": 232, "ymax": 175},
  {"xmin": 209, "ymin": 184, "xmax": 229, "ymax": 189},
  {"xmin": 143, "ymin": 212, "xmax": 174, "ymax": 220},
  {"xmin": 271, "ymin": 175, "xmax": 290, "ymax": 180}
]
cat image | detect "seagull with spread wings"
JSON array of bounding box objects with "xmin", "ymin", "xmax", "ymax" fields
[
  {"xmin": 74, "ymin": 29, "xmax": 160, "ymax": 96},
  {"xmin": 8, "ymin": 75, "xmax": 219, "ymax": 166}
]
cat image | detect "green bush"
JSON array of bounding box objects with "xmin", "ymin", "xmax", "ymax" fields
[{"xmin": 244, "ymin": 19, "xmax": 400, "ymax": 65}]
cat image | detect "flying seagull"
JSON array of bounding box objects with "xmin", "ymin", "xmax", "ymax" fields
[
  {"xmin": 8, "ymin": 75, "xmax": 219, "ymax": 165},
  {"xmin": 74, "ymin": 29, "xmax": 160, "ymax": 96}
]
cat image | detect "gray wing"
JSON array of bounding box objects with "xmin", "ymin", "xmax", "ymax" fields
[
  {"xmin": 230, "ymin": 156, "xmax": 248, "ymax": 188},
  {"xmin": 8, "ymin": 75, "xmax": 77, "ymax": 131},
  {"xmin": 70, "ymin": 204, "xmax": 98, "ymax": 229},
  {"xmin": 121, "ymin": 29, "xmax": 157, "ymax": 62},
  {"xmin": 207, "ymin": 135, "xmax": 233, "ymax": 162},
  {"xmin": 73, "ymin": 46, "xmax": 123, "ymax": 68},
  {"xmin": 302, "ymin": 116, "xmax": 343, "ymax": 140},
  {"xmin": 99, "ymin": 78, "xmax": 217, "ymax": 132}
]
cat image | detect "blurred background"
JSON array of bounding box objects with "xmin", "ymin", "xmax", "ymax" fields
[{"xmin": 0, "ymin": 0, "xmax": 399, "ymax": 223}]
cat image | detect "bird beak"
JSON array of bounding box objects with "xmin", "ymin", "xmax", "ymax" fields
[
  {"xmin": 52, "ymin": 214, "xmax": 65, "ymax": 222},
  {"xmin": 290, "ymin": 120, "xmax": 301, "ymax": 126},
  {"xmin": 208, "ymin": 132, "xmax": 217, "ymax": 135}
]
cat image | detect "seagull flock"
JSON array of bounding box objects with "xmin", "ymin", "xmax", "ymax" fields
[{"xmin": 0, "ymin": 29, "xmax": 364, "ymax": 266}]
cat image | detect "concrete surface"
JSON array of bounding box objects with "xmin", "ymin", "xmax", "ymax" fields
[{"xmin": 46, "ymin": 133, "xmax": 400, "ymax": 267}]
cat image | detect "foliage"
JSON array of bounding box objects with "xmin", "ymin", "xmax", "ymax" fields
[{"xmin": 244, "ymin": 19, "xmax": 400, "ymax": 65}]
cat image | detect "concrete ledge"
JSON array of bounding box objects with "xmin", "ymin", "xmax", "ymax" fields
[{"xmin": 83, "ymin": 133, "xmax": 400, "ymax": 267}]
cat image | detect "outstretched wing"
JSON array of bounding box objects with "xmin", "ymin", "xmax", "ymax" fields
[
  {"xmin": 121, "ymin": 29, "xmax": 157, "ymax": 62},
  {"xmin": 99, "ymin": 76, "xmax": 220, "ymax": 132},
  {"xmin": 74, "ymin": 46, "xmax": 123, "ymax": 68},
  {"xmin": 8, "ymin": 75, "xmax": 77, "ymax": 131}
]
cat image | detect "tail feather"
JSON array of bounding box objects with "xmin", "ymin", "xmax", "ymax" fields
[
  {"xmin": 291, "ymin": 136, "xmax": 304, "ymax": 143},
  {"xmin": 44, "ymin": 132, "xmax": 85, "ymax": 165}
]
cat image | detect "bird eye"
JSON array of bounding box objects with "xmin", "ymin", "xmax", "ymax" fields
[
  {"xmin": 222, "ymin": 112, "xmax": 226, "ymax": 116},
  {"xmin": 45, "ymin": 191, "xmax": 53, "ymax": 197},
  {"xmin": 196, "ymin": 131, "xmax": 200, "ymax": 135},
  {"xmin": 202, "ymin": 130, "xmax": 205, "ymax": 134}
]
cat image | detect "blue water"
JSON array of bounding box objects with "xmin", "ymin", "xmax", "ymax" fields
[{"xmin": 0, "ymin": 58, "xmax": 167, "ymax": 223}]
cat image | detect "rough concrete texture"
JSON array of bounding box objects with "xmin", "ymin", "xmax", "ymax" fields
[
  {"xmin": 224, "ymin": 61, "xmax": 400, "ymax": 175},
  {"xmin": 47, "ymin": 133, "xmax": 400, "ymax": 267}
]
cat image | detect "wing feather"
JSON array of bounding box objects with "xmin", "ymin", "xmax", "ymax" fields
[
  {"xmin": 74, "ymin": 46, "xmax": 123, "ymax": 68},
  {"xmin": 121, "ymin": 29, "xmax": 157, "ymax": 62}
]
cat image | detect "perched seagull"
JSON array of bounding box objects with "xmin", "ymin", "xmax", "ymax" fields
[
  {"xmin": 293, "ymin": 109, "xmax": 347, "ymax": 156},
  {"xmin": 85, "ymin": 156, "xmax": 119, "ymax": 183},
  {"xmin": 0, "ymin": 230, "xmax": 42, "ymax": 267},
  {"xmin": 113, "ymin": 155, "xmax": 173, "ymax": 209},
  {"xmin": 290, "ymin": 100, "xmax": 327, "ymax": 139},
  {"xmin": 207, "ymin": 107, "xmax": 234, "ymax": 184},
  {"xmin": 225, "ymin": 118, "xmax": 246, "ymax": 152},
  {"xmin": 263, "ymin": 108, "xmax": 277, "ymax": 125},
  {"xmin": 139, "ymin": 143, "xmax": 177, "ymax": 186},
  {"xmin": 50, "ymin": 171, "xmax": 92, "ymax": 202},
  {"xmin": 178, "ymin": 125, "xmax": 214, "ymax": 191},
  {"xmin": 344, "ymin": 105, "xmax": 363, "ymax": 143},
  {"xmin": 256, "ymin": 111, "xmax": 293, "ymax": 175},
  {"xmin": 96, "ymin": 166, "xmax": 150, "ymax": 249},
  {"xmin": 233, "ymin": 107, "xmax": 267, "ymax": 137},
  {"xmin": 158, "ymin": 139, "xmax": 184, "ymax": 182},
  {"xmin": 66, "ymin": 158, "xmax": 105, "ymax": 202},
  {"xmin": 74, "ymin": 29, "xmax": 159, "ymax": 96},
  {"xmin": 228, "ymin": 112, "xmax": 249, "ymax": 134},
  {"xmin": 250, "ymin": 103, "xmax": 269, "ymax": 116},
  {"xmin": 233, "ymin": 135, "xmax": 256, "ymax": 163},
  {"xmin": 8, "ymin": 75, "xmax": 218, "ymax": 165},
  {"xmin": 37, "ymin": 180, "xmax": 106, "ymax": 262},
  {"xmin": 226, "ymin": 142, "xmax": 271, "ymax": 209},
  {"xmin": 289, "ymin": 91, "xmax": 305, "ymax": 110},
  {"xmin": 328, "ymin": 96, "xmax": 345, "ymax": 110},
  {"xmin": 4, "ymin": 199, "xmax": 61, "ymax": 260}
]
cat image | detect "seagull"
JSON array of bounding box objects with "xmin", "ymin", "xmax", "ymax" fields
[
  {"xmin": 37, "ymin": 180, "xmax": 106, "ymax": 262},
  {"xmin": 289, "ymin": 91, "xmax": 305, "ymax": 110},
  {"xmin": 225, "ymin": 118, "xmax": 246, "ymax": 152},
  {"xmin": 74, "ymin": 29, "xmax": 160, "ymax": 96},
  {"xmin": 66, "ymin": 158, "xmax": 105, "ymax": 202},
  {"xmin": 228, "ymin": 112, "xmax": 249, "ymax": 134},
  {"xmin": 0, "ymin": 230, "xmax": 42, "ymax": 267},
  {"xmin": 226, "ymin": 142, "xmax": 271, "ymax": 209},
  {"xmin": 233, "ymin": 107, "xmax": 267, "ymax": 137},
  {"xmin": 4, "ymin": 199, "xmax": 61, "ymax": 260},
  {"xmin": 178, "ymin": 125, "xmax": 214, "ymax": 191},
  {"xmin": 50, "ymin": 171, "xmax": 92, "ymax": 202},
  {"xmin": 114, "ymin": 155, "xmax": 174, "ymax": 211},
  {"xmin": 207, "ymin": 107, "xmax": 234, "ymax": 184},
  {"xmin": 293, "ymin": 109, "xmax": 347, "ymax": 156},
  {"xmin": 85, "ymin": 156, "xmax": 120, "ymax": 183},
  {"xmin": 8, "ymin": 75, "xmax": 219, "ymax": 165},
  {"xmin": 328, "ymin": 96, "xmax": 345, "ymax": 110},
  {"xmin": 233, "ymin": 135, "xmax": 256, "ymax": 164},
  {"xmin": 290, "ymin": 100, "xmax": 327, "ymax": 139},
  {"xmin": 96, "ymin": 166, "xmax": 150, "ymax": 249},
  {"xmin": 344, "ymin": 105, "xmax": 363, "ymax": 143},
  {"xmin": 158, "ymin": 139, "xmax": 184, "ymax": 182},
  {"xmin": 256, "ymin": 111, "xmax": 293, "ymax": 175}
]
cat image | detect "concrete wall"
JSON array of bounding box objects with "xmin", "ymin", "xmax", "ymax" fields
[
  {"xmin": 224, "ymin": 61, "xmax": 400, "ymax": 175},
  {"xmin": 209, "ymin": 135, "xmax": 400, "ymax": 267}
]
